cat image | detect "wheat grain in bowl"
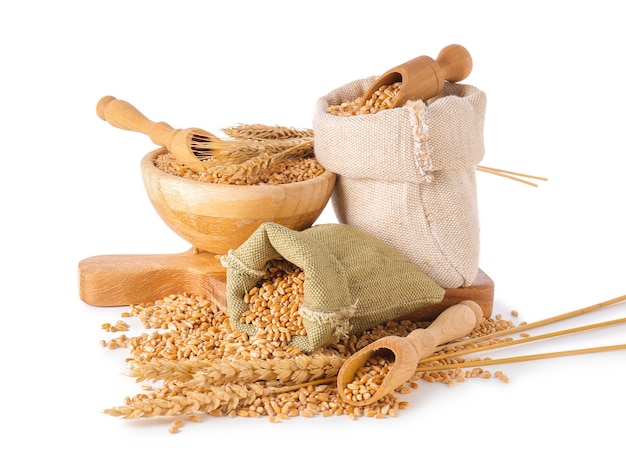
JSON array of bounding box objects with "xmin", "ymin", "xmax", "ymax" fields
[{"xmin": 141, "ymin": 148, "xmax": 335, "ymax": 255}]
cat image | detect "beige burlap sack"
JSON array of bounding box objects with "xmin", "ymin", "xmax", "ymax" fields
[{"xmin": 313, "ymin": 78, "xmax": 487, "ymax": 288}]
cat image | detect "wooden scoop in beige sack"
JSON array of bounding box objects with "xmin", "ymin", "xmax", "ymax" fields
[
  {"xmin": 96, "ymin": 96, "xmax": 215, "ymax": 172},
  {"xmin": 337, "ymin": 300, "xmax": 483, "ymax": 407},
  {"xmin": 358, "ymin": 44, "xmax": 473, "ymax": 109}
]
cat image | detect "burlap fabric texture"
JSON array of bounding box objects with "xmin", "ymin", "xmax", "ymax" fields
[
  {"xmin": 220, "ymin": 222, "xmax": 445, "ymax": 353},
  {"xmin": 313, "ymin": 78, "xmax": 487, "ymax": 288}
]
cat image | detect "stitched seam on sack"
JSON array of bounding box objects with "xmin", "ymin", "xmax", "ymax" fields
[
  {"xmin": 348, "ymin": 294, "xmax": 446, "ymax": 319},
  {"xmin": 220, "ymin": 250, "xmax": 266, "ymax": 278},
  {"xmin": 410, "ymin": 99, "xmax": 472, "ymax": 286},
  {"xmin": 408, "ymin": 100, "xmax": 434, "ymax": 183},
  {"xmin": 300, "ymin": 301, "xmax": 358, "ymax": 340},
  {"xmin": 418, "ymin": 179, "xmax": 471, "ymax": 286}
]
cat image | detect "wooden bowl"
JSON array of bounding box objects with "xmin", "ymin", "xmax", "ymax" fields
[{"xmin": 141, "ymin": 149, "xmax": 336, "ymax": 254}]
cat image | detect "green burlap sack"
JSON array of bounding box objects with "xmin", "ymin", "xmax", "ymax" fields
[{"xmin": 220, "ymin": 222, "xmax": 445, "ymax": 353}]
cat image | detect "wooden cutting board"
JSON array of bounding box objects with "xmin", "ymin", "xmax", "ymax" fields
[{"xmin": 78, "ymin": 249, "xmax": 494, "ymax": 321}]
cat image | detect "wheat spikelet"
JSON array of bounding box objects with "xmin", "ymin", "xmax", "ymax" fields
[
  {"xmin": 106, "ymin": 378, "xmax": 405, "ymax": 420},
  {"xmin": 218, "ymin": 140, "xmax": 314, "ymax": 178},
  {"xmin": 223, "ymin": 124, "xmax": 314, "ymax": 140},
  {"xmin": 128, "ymin": 358, "xmax": 197, "ymax": 384},
  {"xmin": 104, "ymin": 383, "xmax": 267, "ymax": 419},
  {"xmin": 128, "ymin": 353, "xmax": 345, "ymax": 387},
  {"xmin": 204, "ymin": 137, "xmax": 313, "ymax": 168},
  {"xmin": 218, "ymin": 152, "xmax": 273, "ymax": 178}
]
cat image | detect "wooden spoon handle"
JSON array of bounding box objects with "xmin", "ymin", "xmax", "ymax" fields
[
  {"xmin": 407, "ymin": 300, "xmax": 483, "ymax": 358},
  {"xmin": 435, "ymin": 44, "xmax": 474, "ymax": 83},
  {"xmin": 96, "ymin": 96, "xmax": 176, "ymax": 149}
]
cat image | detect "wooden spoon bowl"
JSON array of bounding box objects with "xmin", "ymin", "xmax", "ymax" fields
[
  {"xmin": 359, "ymin": 44, "xmax": 473, "ymax": 109},
  {"xmin": 337, "ymin": 300, "xmax": 483, "ymax": 406}
]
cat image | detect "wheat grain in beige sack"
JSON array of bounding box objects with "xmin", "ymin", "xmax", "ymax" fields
[{"xmin": 313, "ymin": 78, "xmax": 486, "ymax": 288}]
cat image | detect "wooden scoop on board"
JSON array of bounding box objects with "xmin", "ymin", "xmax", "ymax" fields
[
  {"xmin": 337, "ymin": 300, "xmax": 483, "ymax": 407},
  {"xmin": 358, "ymin": 44, "xmax": 473, "ymax": 109},
  {"xmin": 96, "ymin": 96, "xmax": 216, "ymax": 172}
]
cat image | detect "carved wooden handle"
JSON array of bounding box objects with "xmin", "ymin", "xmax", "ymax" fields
[
  {"xmin": 407, "ymin": 300, "xmax": 483, "ymax": 359},
  {"xmin": 96, "ymin": 95, "xmax": 176, "ymax": 149}
]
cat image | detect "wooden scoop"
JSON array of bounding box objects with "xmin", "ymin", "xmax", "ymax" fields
[
  {"xmin": 358, "ymin": 44, "xmax": 473, "ymax": 109},
  {"xmin": 337, "ymin": 300, "xmax": 483, "ymax": 406},
  {"xmin": 96, "ymin": 96, "xmax": 217, "ymax": 172}
]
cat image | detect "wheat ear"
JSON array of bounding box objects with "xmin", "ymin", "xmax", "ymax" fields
[
  {"xmin": 128, "ymin": 353, "xmax": 345, "ymax": 387},
  {"xmin": 223, "ymin": 124, "xmax": 314, "ymax": 140},
  {"xmin": 202, "ymin": 137, "xmax": 313, "ymax": 168},
  {"xmin": 104, "ymin": 382, "xmax": 268, "ymax": 419},
  {"xmin": 216, "ymin": 140, "xmax": 314, "ymax": 178}
]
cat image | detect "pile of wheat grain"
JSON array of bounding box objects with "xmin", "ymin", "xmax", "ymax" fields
[{"xmin": 100, "ymin": 259, "xmax": 518, "ymax": 428}]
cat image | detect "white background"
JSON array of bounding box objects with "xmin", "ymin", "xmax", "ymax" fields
[{"xmin": 1, "ymin": 1, "xmax": 624, "ymax": 468}]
